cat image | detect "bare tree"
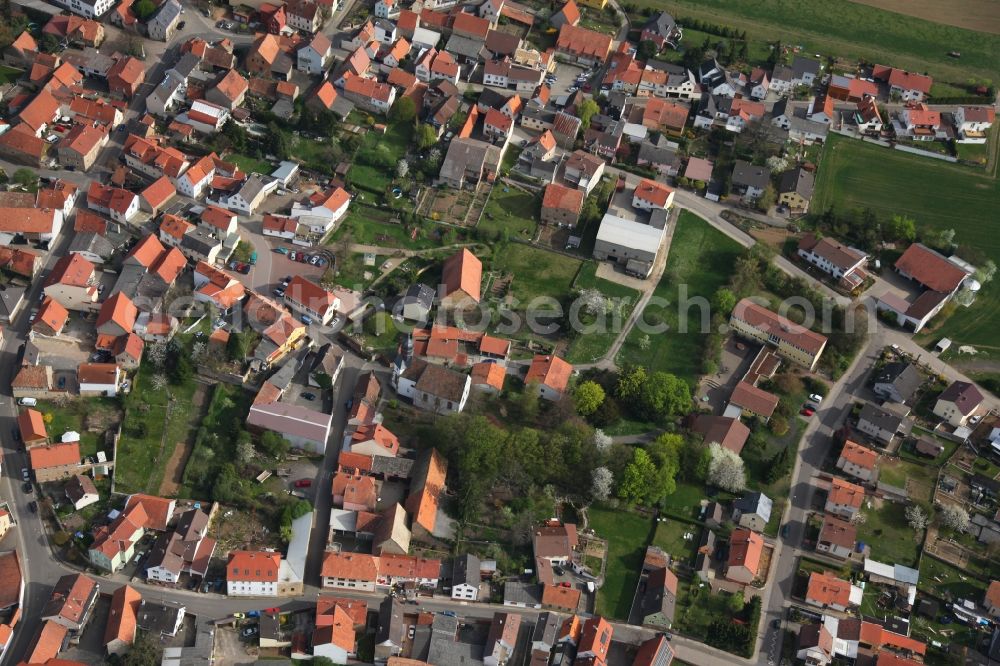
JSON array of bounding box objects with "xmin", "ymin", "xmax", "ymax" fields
[
  {"xmin": 905, "ymin": 505, "xmax": 928, "ymax": 532},
  {"xmin": 237, "ymin": 440, "xmax": 256, "ymax": 464},
  {"xmin": 150, "ymin": 374, "xmax": 168, "ymax": 391},
  {"xmin": 146, "ymin": 343, "xmax": 168, "ymax": 368},
  {"xmin": 851, "ymin": 511, "xmax": 867, "ymax": 525},
  {"xmin": 707, "ymin": 442, "xmax": 746, "ymax": 493},
  {"xmin": 939, "ymin": 504, "xmax": 970, "ymax": 532},
  {"xmin": 591, "ymin": 467, "xmax": 613, "ymax": 501}
]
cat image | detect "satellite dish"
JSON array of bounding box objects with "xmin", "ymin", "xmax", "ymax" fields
[{"xmin": 967, "ymin": 279, "xmax": 982, "ymax": 292}]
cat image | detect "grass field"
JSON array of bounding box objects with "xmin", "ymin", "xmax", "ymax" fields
[
  {"xmin": 226, "ymin": 153, "xmax": 272, "ymax": 175},
  {"xmin": 115, "ymin": 366, "xmax": 200, "ymax": 495},
  {"xmin": 588, "ymin": 506, "xmax": 653, "ymax": 619},
  {"xmin": 492, "ymin": 243, "xmax": 582, "ymax": 308},
  {"xmin": 565, "ymin": 263, "xmax": 641, "ymax": 364},
  {"xmin": 856, "ymin": 501, "xmax": 922, "ymax": 566},
  {"xmin": 479, "ymin": 186, "xmax": 538, "ymax": 241},
  {"xmin": 616, "ymin": 211, "xmax": 743, "ymax": 386},
  {"xmin": 650, "ymin": 0, "xmax": 1000, "ymax": 82},
  {"xmin": 877, "ymin": 458, "xmax": 938, "ymax": 502},
  {"xmin": 34, "ymin": 399, "xmax": 120, "ymax": 460},
  {"xmin": 0, "ymin": 66, "xmax": 21, "ymax": 84},
  {"xmin": 846, "ymin": 0, "xmax": 1000, "ymax": 34},
  {"xmin": 651, "ymin": 518, "xmax": 701, "ymax": 566},
  {"xmin": 328, "ymin": 206, "xmax": 438, "ymax": 251},
  {"xmin": 813, "ymin": 134, "xmax": 1000, "ymax": 348}
]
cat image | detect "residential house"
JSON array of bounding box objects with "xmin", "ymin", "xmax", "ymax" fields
[
  {"xmin": 873, "ymin": 64, "xmax": 932, "ymax": 101},
  {"xmin": 777, "ymin": 167, "xmax": 815, "ymax": 212},
  {"xmin": 525, "ymin": 354, "xmax": 572, "ymax": 401},
  {"xmin": 577, "ymin": 616, "xmax": 612, "ymax": 664},
  {"xmin": 396, "ymin": 359, "xmax": 471, "ymax": 414},
  {"xmin": 312, "ymin": 606, "xmax": 356, "ymax": 663},
  {"xmin": 0, "ymin": 207, "xmax": 63, "ymax": 243},
  {"xmin": 483, "ymin": 107, "xmax": 514, "ymax": 143},
  {"xmin": 593, "ymin": 213, "xmax": 666, "ymax": 278},
  {"xmin": 817, "ymin": 515, "xmax": 856, "ymax": 559},
  {"xmin": 374, "ymin": 0, "xmax": 399, "ymax": 18},
  {"xmin": 897, "ymin": 104, "xmax": 943, "ymax": 141},
  {"xmin": 18, "ymin": 408, "xmax": 48, "ymax": 447},
  {"xmin": 405, "ymin": 448, "xmax": 447, "ymax": 540},
  {"xmin": 729, "ymin": 298, "xmax": 828, "ymax": 371},
  {"xmin": 30, "ymin": 442, "xmax": 81, "ymax": 482},
  {"xmin": 725, "ymin": 528, "xmax": 764, "ymax": 584},
  {"xmin": 33, "ymin": 297, "xmax": 69, "ymax": 337},
  {"xmin": 140, "ymin": 177, "xmax": 177, "ymax": 215},
  {"xmin": 836, "ymin": 441, "xmax": 878, "ymax": 483},
  {"xmin": 206, "ymin": 69, "xmax": 249, "ymax": 110},
  {"xmin": 451, "ymin": 554, "xmax": 480, "ymax": 601},
  {"xmin": 350, "ymin": 424, "xmax": 400, "ymax": 457},
  {"xmin": 636, "ymin": 135, "xmax": 681, "ymax": 176},
  {"xmin": 857, "ymin": 402, "xmax": 911, "ymax": 444},
  {"xmin": 50, "ymin": 0, "xmax": 115, "ymax": 18},
  {"xmin": 89, "ymin": 503, "xmax": 146, "ymax": 572},
  {"xmin": 438, "ymin": 136, "xmax": 500, "ymax": 188},
  {"xmin": 342, "ymin": 75, "xmax": 397, "ymax": 114},
  {"xmin": 43, "ymin": 253, "xmax": 98, "ymax": 311},
  {"xmin": 41, "ymin": 573, "xmax": 98, "ymax": 631},
  {"xmin": 555, "ymin": 24, "xmax": 612, "ymax": 66},
  {"xmin": 806, "ymin": 571, "xmax": 862, "ymax": 612},
  {"xmin": 796, "ymin": 233, "xmax": 866, "ymax": 289},
  {"xmin": 871, "ymin": 362, "xmax": 922, "ymax": 404},
  {"xmin": 104, "ymin": 585, "xmax": 141, "ymax": 657},
  {"xmin": 808, "ymin": 92, "xmax": 836, "ymax": 124},
  {"xmin": 246, "ymin": 34, "xmax": 294, "ymax": 80},
  {"xmin": 396, "ymin": 283, "xmax": 434, "ymax": 322},
  {"xmin": 954, "ymin": 106, "xmax": 995, "ymax": 142},
  {"xmin": 286, "ymin": 0, "xmax": 324, "ymax": 33},
  {"xmin": 791, "ymin": 56, "xmax": 820, "ymax": 86},
  {"xmin": 641, "ymin": 98, "xmax": 688, "ymax": 134},
  {"xmin": 65, "ymin": 474, "xmax": 99, "ymax": 510},
  {"xmin": 934, "ymin": 381, "xmax": 984, "ymax": 427},
  {"xmin": 532, "ymin": 520, "xmax": 577, "ymax": 566},
  {"xmin": 541, "ymin": 182, "xmax": 584, "ymax": 226},
  {"xmin": 297, "ymin": 33, "xmax": 332, "ymax": 74},
  {"xmin": 633, "ymin": 635, "xmax": 675, "ymax": 666},
  {"xmin": 731, "ymin": 160, "xmax": 771, "ymax": 203},
  {"xmin": 639, "ymin": 11, "xmax": 680, "ymax": 49},
  {"xmin": 562, "ymin": 150, "xmax": 605, "ymax": 194},
  {"xmin": 78, "ymin": 363, "xmax": 122, "ymax": 397},
  {"xmin": 825, "ymin": 477, "xmax": 865, "ymax": 520},
  {"xmin": 0, "ymin": 247, "xmax": 42, "ymax": 279},
  {"xmin": 485, "ymin": 612, "xmax": 521, "ymax": 666},
  {"xmin": 827, "ymin": 74, "xmax": 878, "ymax": 102},
  {"xmin": 174, "ymin": 153, "xmax": 215, "ymax": 199},
  {"xmin": 57, "ymin": 123, "xmax": 109, "ymax": 172},
  {"xmin": 692, "ymin": 415, "xmax": 750, "ymax": 455},
  {"xmin": 148, "ymin": 0, "xmax": 181, "ymax": 40},
  {"xmin": 227, "ymin": 551, "xmax": 282, "ymax": 597},
  {"xmin": 214, "ymin": 174, "xmax": 275, "ymax": 215},
  {"xmin": 733, "ymin": 491, "xmax": 772, "ymax": 532},
  {"xmin": 183, "ymin": 99, "xmax": 229, "ymax": 133},
  {"xmin": 638, "ymin": 565, "xmax": 677, "ymax": 629},
  {"xmin": 440, "ymin": 248, "xmax": 482, "ymax": 309},
  {"xmin": 854, "ymin": 95, "xmax": 883, "ymax": 134},
  {"xmin": 632, "ymin": 178, "xmax": 674, "ymax": 210},
  {"xmin": 728, "ymin": 381, "xmax": 779, "ymax": 421},
  {"xmin": 550, "ymin": 0, "xmax": 580, "ymax": 29}
]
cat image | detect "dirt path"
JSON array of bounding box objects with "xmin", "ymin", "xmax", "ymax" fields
[{"xmin": 157, "ymin": 384, "xmax": 208, "ymax": 497}]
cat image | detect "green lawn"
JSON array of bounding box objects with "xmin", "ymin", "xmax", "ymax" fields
[
  {"xmin": 226, "ymin": 153, "xmax": 273, "ymax": 175},
  {"xmin": 658, "ymin": 481, "xmax": 709, "ymax": 521},
  {"xmin": 492, "ymin": 243, "xmax": 582, "ymax": 308},
  {"xmin": 34, "ymin": 399, "xmax": 120, "ymax": 460},
  {"xmin": 645, "ymin": 0, "xmax": 1000, "ymax": 82},
  {"xmin": 479, "ymin": 186, "xmax": 539, "ymax": 241},
  {"xmin": 855, "ymin": 501, "xmax": 922, "ymax": 566},
  {"xmin": 0, "ymin": 65, "xmax": 22, "ymax": 84},
  {"xmin": 651, "ymin": 518, "xmax": 701, "ymax": 566},
  {"xmin": 588, "ymin": 506, "xmax": 654, "ymax": 619},
  {"xmin": 115, "ymin": 364, "xmax": 200, "ymax": 495},
  {"xmin": 956, "ymin": 140, "xmax": 991, "ymax": 166},
  {"xmin": 813, "ymin": 134, "xmax": 1000, "ymax": 348},
  {"xmin": 328, "ymin": 206, "xmax": 439, "ymax": 251},
  {"xmin": 346, "ymin": 122, "xmax": 412, "ymax": 195},
  {"xmin": 617, "ymin": 211, "xmax": 743, "ymax": 386},
  {"xmin": 919, "ymin": 555, "xmax": 990, "ymax": 598},
  {"xmin": 565, "ymin": 263, "xmax": 641, "ymax": 364},
  {"xmin": 674, "ymin": 581, "xmax": 739, "ymax": 640},
  {"xmin": 877, "ymin": 458, "xmax": 938, "ymax": 501}
]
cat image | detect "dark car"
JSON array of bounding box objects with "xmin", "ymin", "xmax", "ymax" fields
[
  {"xmin": 23, "ymin": 482, "xmax": 32, "ymax": 493},
  {"xmin": 28, "ymin": 501, "xmax": 37, "ymax": 513},
  {"xmin": 781, "ymin": 524, "xmax": 790, "ymax": 538},
  {"xmin": 302, "ymin": 392, "xmax": 316, "ymax": 401},
  {"xmin": 772, "ymin": 619, "xmax": 781, "ymax": 629},
  {"xmin": 238, "ymin": 263, "xmax": 251, "ymax": 274},
  {"xmin": 553, "ymin": 566, "xmax": 565, "ymax": 576},
  {"xmin": 11, "ymin": 428, "xmax": 20, "ymax": 442},
  {"xmin": 177, "ymin": 20, "xmax": 185, "ymax": 29}
]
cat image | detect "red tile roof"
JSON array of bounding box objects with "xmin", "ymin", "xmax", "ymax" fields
[
  {"xmin": 18, "ymin": 408, "xmax": 47, "ymax": 443},
  {"xmin": 556, "ymin": 24, "xmax": 612, "ymax": 59},
  {"xmin": 441, "ymin": 249, "xmax": 482, "ymax": 303},
  {"xmin": 729, "ymin": 381, "xmax": 779, "ymax": 418},
  {"xmin": 806, "ymin": 571, "xmax": 854, "ymax": 607},
  {"xmin": 0, "ymin": 246, "xmax": 40, "ymax": 278},
  {"xmin": 123, "ymin": 494, "xmax": 175, "ymax": 531},
  {"xmin": 542, "ymin": 583, "xmax": 581, "ymax": 610},
  {"xmin": 542, "ymin": 182, "xmax": 584, "ymax": 213},
  {"xmin": 29, "ymin": 442, "xmax": 80, "ymax": 470},
  {"xmin": 35, "ymin": 297, "xmax": 69, "ymax": 335},
  {"xmin": 819, "ymin": 514, "xmax": 856, "ymax": 549},
  {"xmin": 525, "ymin": 354, "xmax": 573, "ymax": 393},
  {"xmin": 731, "ymin": 298, "xmax": 828, "ymax": 356},
  {"xmin": 828, "ymin": 477, "xmax": 865, "ymax": 509},
  {"xmin": 727, "ymin": 527, "xmax": 764, "ymax": 577},
  {"xmin": 321, "ymin": 552, "xmax": 379, "ymax": 581},
  {"xmin": 895, "ymin": 243, "xmax": 968, "ymax": 293},
  {"xmin": 27, "ymin": 620, "xmax": 68, "ymax": 663},
  {"xmin": 633, "ymin": 178, "xmax": 673, "ymax": 207},
  {"xmin": 141, "ymin": 176, "xmax": 176, "ymax": 209},
  {"xmin": 46, "ymin": 253, "xmax": 95, "ymax": 288},
  {"xmin": 470, "ymin": 361, "xmax": 506, "ymax": 391},
  {"xmin": 97, "ymin": 292, "xmax": 138, "ymax": 333},
  {"xmin": 228, "ymin": 550, "xmax": 281, "ymax": 583},
  {"xmin": 839, "ymin": 440, "xmax": 878, "ymax": 471},
  {"xmin": 104, "ymin": 584, "xmax": 141, "ymax": 650},
  {"xmin": 578, "ymin": 616, "xmax": 612, "ymax": 660}
]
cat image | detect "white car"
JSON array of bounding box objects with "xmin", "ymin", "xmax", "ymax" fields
[{"xmin": 808, "ymin": 394, "xmax": 823, "ymax": 404}]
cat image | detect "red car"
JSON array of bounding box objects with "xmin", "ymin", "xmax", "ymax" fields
[
  {"xmin": 800, "ymin": 408, "xmax": 814, "ymax": 417},
  {"xmin": 560, "ymin": 582, "xmax": 571, "ymax": 588},
  {"xmin": 293, "ymin": 478, "xmax": 312, "ymax": 488},
  {"xmin": 263, "ymin": 607, "xmax": 280, "ymax": 614}
]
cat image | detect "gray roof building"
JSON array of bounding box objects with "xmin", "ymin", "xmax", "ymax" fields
[
  {"xmin": 872, "ymin": 362, "xmax": 923, "ymax": 404},
  {"xmin": 68, "ymin": 231, "xmax": 115, "ymax": 262},
  {"xmin": 136, "ymin": 599, "xmax": 185, "ymax": 637},
  {"xmin": 777, "ymin": 166, "xmax": 815, "ymax": 201},
  {"xmin": 452, "ymin": 553, "xmax": 480, "ymax": 589},
  {"xmin": 732, "ymin": 160, "xmax": 771, "ymax": 191},
  {"xmin": 733, "ymin": 491, "xmax": 772, "ymax": 524}
]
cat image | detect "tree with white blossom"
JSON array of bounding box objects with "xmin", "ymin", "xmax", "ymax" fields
[
  {"xmin": 939, "ymin": 504, "xmax": 969, "ymax": 532},
  {"xmin": 593, "ymin": 429, "xmax": 612, "ymax": 453},
  {"xmin": 905, "ymin": 505, "xmax": 928, "ymax": 532},
  {"xmin": 591, "ymin": 466, "xmax": 613, "ymax": 500},
  {"xmin": 707, "ymin": 443, "xmax": 746, "ymax": 492}
]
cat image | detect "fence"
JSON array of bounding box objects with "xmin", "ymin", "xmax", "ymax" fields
[{"xmin": 893, "ymin": 144, "xmax": 958, "ymax": 163}]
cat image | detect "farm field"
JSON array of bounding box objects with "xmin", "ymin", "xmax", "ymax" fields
[
  {"xmin": 845, "ymin": 0, "xmax": 1000, "ymax": 34},
  {"xmin": 647, "ymin": 0, "xmax": 1000, "ymax": 82},
  {"xmin": 813, "ymin": 134, "xmax": 1000, "ymax": 348},
  {"xmin": 616, "ymin": 211, "xmax": 743, "ymax": 386}
]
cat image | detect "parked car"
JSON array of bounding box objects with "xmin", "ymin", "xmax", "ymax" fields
[
  {"xmin": 274, "ymin": 247, "xmax": 288, "ymax": 255},
  {"xmin": 408, "ymin": 625, "xmax": 415, "ymax": 639},
  {"xmin": 20, "ymin": 468, "xmax": 29, "ymax": 481},
  {"xmin": 296, "ymin": 253, "xmax": 308, "ymax": 263},
  {"xmin": 301, "ymin": 314, "xmax": 313, "ymax": 325},
  {"xmin": 238, "ymin": 263, "xmax": 251, "ymax": 274},
  {"xmin": 28, "ymin": 501, "xmax": 37, "ymax": 513},
  {"xmin": 553, "ymin": 566, "xmax": 565, "ymax": 576},
  {"xmin": 263, "ymin": 607, "xmax": 280, "ymax": 614},
  {"xmin": 289, "ymin": 252, "xmax": 298, "ymax": 261},
  {"xmin": 273, "ymin": 288, "xmax": 285, "ymax": 298},
  {"xmin": 177, "ymin": 20, "xmax": 185, "ymax": 29},
  {"xmin": 241, "ymin": 626, "xmax": 258, "ymax": 637},
  {"xmin": 23, "ymin": 482, "xmax": 32, "ymax": 493},
  {"xmin": 302, "ymin": 392, "xmax": 316, "ymax": 401},
  {"xmin": 11, "ymin": 428, "xmax": 20, "ymax": 442},
  {"xmin": 559, "ymin": 581, "xmax": 571, "ymax": 588},
  {"xmin": 781, "ymin": 524, "xmax": 790, "ymax": 538},
  {"xmin": 809, "ymin": 393, "xmax": 823, "ymax": 404},
  {"xmin": 294, "ymin": 479, "xmax": 312, "ymax": 488},
  {"xmin": 799, "ymin": 408, "xmax": 814, "ymax": 417}
]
